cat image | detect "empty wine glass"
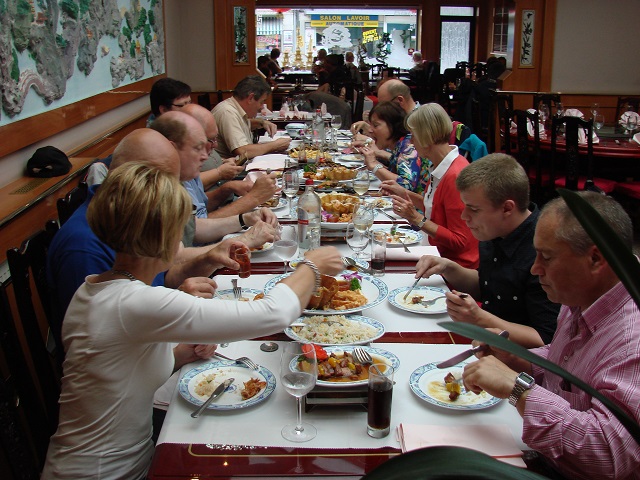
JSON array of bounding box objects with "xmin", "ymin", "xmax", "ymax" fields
[
  {"xmin": 274, "ymin": 225, "xmax": 298, "ymax": 273},
  {"xmin": 556, "ymin": 102, "xmax": 565, "ymax": 118},
  {"xmin": 538, "ymin": 103, "xmax": 550, "ymax": 129},
  {"xmin": 283, "ymin": 170, "xmax": 300, "ymax": 218},
  {"xmin": 590, "ymin": 102, "xmax": 600, "ymax": 117},
  {"xmin": 627, "ymin": 115, "xmax": 638, "ymax": 136},
  {"xmin": 594, "ymin": 113, "xmax": 605, "ymax": 131},
  {"xmin": 346, "ymin": 222, "xmax": 369, "ymax": 259},
  {"xmin": 280, "ymin": 341, "xmax": 317, "ymax": 442},
  {"xmin": 352, "ymin": 170, "xmax": 371, "ymax": 201}
]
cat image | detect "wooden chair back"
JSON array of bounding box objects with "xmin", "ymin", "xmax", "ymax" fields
[
  {"xmin": 551, "ymin": 115, "xmax": 595, "ymax": 192},
  {"xmin": 513, "ymin": 109, "xmax": 546, "ymax": 203},
  {"xmin": 56, "ymin": 181, "xmax": 88, "ymax": 226},
  {"xmin": 490, "ymin": 93, "xmax": 514, "ymax": 153},
  {"xmin": 533, "ymin": 93, "xmax": 562, "ymax": 116},
  {"xmin": 353, "ymin": 89, "xmax": 365, "ymax": 123}
]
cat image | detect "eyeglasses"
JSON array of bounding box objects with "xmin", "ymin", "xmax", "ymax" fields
[
  {"xmin": 207, "ymin": 138, "xmax": 218, "ymax": 146},
  {"xmin": 389, "ymin": 95, "xmax": 400, "ymax": 103},
  {"xmin": 171, "ymin": 101, "xmax": 192, "ymax": 108}
]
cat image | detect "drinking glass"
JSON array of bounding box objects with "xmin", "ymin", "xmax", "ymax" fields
[
  {"xmin": 538, "ymin": 103, "xmax": 550, "ymax": 129},
  {"xmin": 352, "ymin": 203, "xmax": 374, "ymax": 234},
  {"xmin": 330, "ymin": 114, "xmax": 342, "ymax": 150},
  {"xmin": 590, "ymin": 102, "xmax": 600, "ymax": 117},
  {"xmin": 280, "ymin": 342, "xmax": 317, "ymax": 442},
  {"xmin": 352, "ymin": 170, "xmax": 371, "ymax": 201},
  {"xmin": 556, "ymin": 102, "xmax": 564, "ymax": 118},
  {"xmin": 627, "ymin": 116, "xmax": 638, "ymax": 134},
  {"xmin": 594, "ymin": 114, "xmax": 605, "ymax": 131},
  {"xmin": 283, "ymin": 170, "xmax": 300, "ymax": 218},
  {"xmin": 274, "ymin": 225, "xmax": 298, "ymax": 273},
  {"xmin": 346, "ymin": 222, "xmax": 369, "ymax": 259}
]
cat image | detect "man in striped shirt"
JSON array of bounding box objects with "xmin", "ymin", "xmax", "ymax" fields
[{"xmin": 463, "ymin": 192, "xmax": 640, "ymax": 479}]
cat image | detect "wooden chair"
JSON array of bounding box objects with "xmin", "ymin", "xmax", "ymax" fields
[
  {"xmin": 6, "ymin": 220, "xmax": 63, "ymax": 430},
  {"xmin": 352, "ymin": 89, "xmax": 365, "ymax": 123},
  {"xmin": 513, "ymin": 109, "xmax": 548, "ymax": 204},
  {"xmin": 550, "ymin": 116, "xmax": 617, "ymax": 194},
  {"xmin": 490, "ymin": 93, "xmax": 514, "ymax": 153},
  {"xmin": 197, "ymin": 93, "xmax": 212, "ymax": 110},
  {"xmin": 615, "ymin": 96, "xmax": 640, "ymax": 122},
  {"xmin": 533, "ymin": 93, "xmax": 562, "ymax": 117},
  {"xmin": 441, "ymin": 68, "xmax": 466, "ymax": 115},
  {"xmin": 56, "ymin": 181, "xmax": 88, "ymax": 226}
]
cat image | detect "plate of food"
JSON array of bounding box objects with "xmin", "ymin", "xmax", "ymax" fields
[
  {"xmin": 340, "ymin": 153, "xmax": 364, "ymax": 162},
  {"xmin": 388, "ymin": 286, "xmax": 449, "ymax": 314},
  {"xmin": 178, "ymin": 360, "xmax": 276, "ymax": 410},
  {"xmin": 291, "ymin": 345, "xmax": 400, "ymax": 388},
  {"xmin": 366, "ymin": 197, "xmax": 393, "ymax": 210},
  {"xmin": 409, "ymin": 362, "xmax": 501, "ymax": 410},
  {"xmin": 289, "ymin": 257, "xmax": 368, "ymax": 270},
  {"xmin": 215, "ymin": 288, "xmax": 265, "ymax": 301},
  {"xmin": 224, "ymin": 233, "xmax": 274, "ymax": 254},
  {"xmin": 261, "ymin": 197, "xmax": 287, "ymax": 210},
  {"xmin": 370, "ymin": 227, "xmax": 423, "ymax": 247},
  {"xmin": 264, "ymin": 271, "xmax": 388, "ymax": 315},
  {"xmin": 285, "ymin": 314, "xmax": 384, "ymax": 346}
]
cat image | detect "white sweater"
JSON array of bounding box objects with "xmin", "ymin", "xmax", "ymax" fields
[{"xmin": 42, "ymin": 277, "xmax": 299, "ymax": 479}]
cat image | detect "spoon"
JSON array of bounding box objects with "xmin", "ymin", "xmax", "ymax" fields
[{"xmin": 342, "ymin": 256, "xmax": 371, "ymax": 274}]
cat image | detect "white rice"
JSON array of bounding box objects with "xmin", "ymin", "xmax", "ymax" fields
[{"xmin": 292, "ymin": 315, "xmax": 377, "ymax": 344}]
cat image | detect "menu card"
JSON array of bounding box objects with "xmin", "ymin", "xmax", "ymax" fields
[{"xmin": 397, "ymin": 423, "xmax": 525, "ymax": 467}]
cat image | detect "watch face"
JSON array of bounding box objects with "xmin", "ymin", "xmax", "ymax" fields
[{"xmin": 516, "ymin": 372, "xmax": 535, "ymax": 388}]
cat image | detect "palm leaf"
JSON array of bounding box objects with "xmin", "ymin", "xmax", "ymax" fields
[{"xmin": 439, "ymin": 322, "xmax": 640, "ymax": 445}]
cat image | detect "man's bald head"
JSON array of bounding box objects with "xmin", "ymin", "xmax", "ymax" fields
[
  {"xmin": 110, "ymin": 128, "xmax": 180, "ymax": 178},
  {"xmin": 377, "ymin": 79, "xmax": 414, "ymax": 113},
  {"xmin": 181, "ymin": 103, "xmax": 218, "ymax": 151}
]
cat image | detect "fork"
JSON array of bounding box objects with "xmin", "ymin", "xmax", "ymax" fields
[
  {"xmin": 231, "ymin": 279, "xmax": 242, "ymax": 300},
  {"xmin": 214, "ymin": 352, "xmax": 259, "ymax": 370},
  {"xmin": 352, "ymin": 347, "xmax": 373, "ymax": 366},
  {"xmin": 376, "ymin": 208, "xmax": 398, "ymax": 235},
  {"xmin": 420, "ymin": 295, "xmax": 447, "ymax": 307}
]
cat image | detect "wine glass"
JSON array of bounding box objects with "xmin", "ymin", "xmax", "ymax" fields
[
  {"xmin": 274, "ymin": 225, "xmax": 298, "ymax": 273},
  {"xmin": 346, "ymin": 222, "xmax": 369, "ymax": 259},
  {"xmin": 352, "ymin": 170, "xmax": 370, "ymax": 201},
  {"xmin": 627, "ymin": 115, "xmax": 638, "ymax": 136},
  {"xmin": 590, "ymin": 102, "xmax": 600, "ymax": 117},
  {"xmin": 283, "ymin": 170, "xmax": 300, "ymax": 218},
  {"xmin": 280, "ymin": 341, "xmax": 317, "ymax": 442},
  {"xmin": 330, "ymin": 114, "xmax": 342, "ymax": 151},
  {"xmin": 556, "ymin": 102, "xmax": 565, "ymax": 118},
  {"xmin": 352, "ymin": 203, "xmax": 374, "ymax": 234},
  {"xmin": 594, "ymin": 113, "xmax": 605, "ymax": 131},
  {"xmin": 538, "ymin": 103, "xmax": 550, "ymax": 129}
]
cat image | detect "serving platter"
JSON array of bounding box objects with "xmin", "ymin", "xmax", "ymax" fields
[
  {"xmin": 284, "ymin": 314, "xmax": 384, "ymax": 346},
  {"xmin": 409, "ymin": 361, "xmax": 501, "ymax": 410},
  {"xmin": 179, "ymin": 361, "xmax": 276, "ymax": 411}
]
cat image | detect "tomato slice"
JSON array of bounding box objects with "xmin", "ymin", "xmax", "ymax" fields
[{"xmin": 301, "ymin": 344, "xmax": 328, "ymax": 361}]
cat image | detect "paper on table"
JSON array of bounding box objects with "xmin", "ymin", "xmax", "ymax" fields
[
  {"xmin": 397, "ymin": 423, "xmax": 525, "ymax": 468},
  {"xmin": 385, "ymin": 245, "xmax": 439, "ymax": 261},
  {"xmin": 245, "ymin": 154, "xmax": 288, "ymax": 171}
]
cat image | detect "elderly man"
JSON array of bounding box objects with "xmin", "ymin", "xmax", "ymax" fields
[
  {"xmin": 212, "ymin": 75, "xmax": 290, "ymax": 159},
  {"xmin": 415, "ymin": 154, "xmax": 559, "ymax": 347},
  {"xmin": 463, "ymin": 192, "xmax": 640, "ymax": 479},
  {"xmin": 150, "ymin": 111, "xmax": 279, "ymax": 224}
]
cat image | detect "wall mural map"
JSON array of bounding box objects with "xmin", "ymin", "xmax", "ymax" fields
[{"xmin": 0, "ymin": 0, "xmax": 165, "ymax": 126}]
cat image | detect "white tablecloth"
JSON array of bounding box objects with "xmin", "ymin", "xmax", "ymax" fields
[{"xmin": 158, "ymin": 341, "xmax": 527, "ymax": 452}]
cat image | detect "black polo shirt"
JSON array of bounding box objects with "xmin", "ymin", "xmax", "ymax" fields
[{"xmin": 478, "ymin": 204, "xmax": 559, "ymax": 344}]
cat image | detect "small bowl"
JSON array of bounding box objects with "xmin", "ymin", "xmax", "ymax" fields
[{"xmin": 286, "ymin": 123, "xmax": 306, "ymax": 138}]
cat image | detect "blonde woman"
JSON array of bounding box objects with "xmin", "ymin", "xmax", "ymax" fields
[
  {"xmin": 42, "ymin": 163, "xmax": 343, "ymax": 479},
  {"xmin": 382, "ymin": 103, "xmax": 479, "ymax": 268}
]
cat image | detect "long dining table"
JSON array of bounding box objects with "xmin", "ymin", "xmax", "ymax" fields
[{"xmin": 146, "ymin": 142, "xmax": 531, "ymax": 479}]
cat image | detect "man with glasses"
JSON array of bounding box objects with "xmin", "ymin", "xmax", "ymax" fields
[
  {"xmin": 213, "ymin": 75, "xmax": 290, "ymax": 159},
  {"xmin": 147, "ymin": 77, "xmax": 192, "ymax": 126}
]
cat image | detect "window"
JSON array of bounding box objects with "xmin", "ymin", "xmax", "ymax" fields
[{"xmin": 492, "ymin": 7, "xmax": 509, "ymax": 54}]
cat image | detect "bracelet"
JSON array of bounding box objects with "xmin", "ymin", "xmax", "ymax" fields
[
  {"xmin": 238, "ymin": 213, "xmax": 246, "ymax": 229},
  {"xmin": 371, "ymin": 163, "xmax": 384, "ymax": 175},
  {"xmin": 297, "ymin": 259, "xmax": 321, "ymax": 294}
]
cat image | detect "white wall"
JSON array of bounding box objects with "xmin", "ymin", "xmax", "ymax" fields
[{"xmin": 552, "ymin": 0, "xmax": 640, "ymax": 94}]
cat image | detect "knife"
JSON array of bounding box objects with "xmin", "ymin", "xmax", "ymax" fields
[
  {"xmin": 436, "ymin": 330, "xmax": 510, "ymax": 369},
  {"xmin": 403, "ymin": 277, "xmax": 422, "ymax": 301},
  {"xmin": 191, "ymin": 377, "xmax": 235, "ymax": 418}
]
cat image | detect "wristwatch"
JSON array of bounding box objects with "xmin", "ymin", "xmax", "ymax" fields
[
  {"xmin": 415, "ymin": 216, "xmax": 427, "ymax": 229},
  {"xmin": 508, "ymin": 372, "xmax": 535, "ymax": 407},
  {"xmin": 371, "ymin": 164, "xmax": 384, "ymax": 175}
]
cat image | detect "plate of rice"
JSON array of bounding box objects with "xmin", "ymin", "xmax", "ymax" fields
[{"xmin": 284, "ymin": 314, "xmax": 384, "ymax": 346}]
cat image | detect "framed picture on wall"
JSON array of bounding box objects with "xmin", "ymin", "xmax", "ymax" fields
[
  {"xmin": 520, "ymin": 9, "xmax": 535, "ymax": 68},
  {"xmin": 234, "ymin": 6, "xmax": 249, "ymax": 64}
]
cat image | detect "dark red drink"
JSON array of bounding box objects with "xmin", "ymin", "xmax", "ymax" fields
[
  {"xmin": 231, "ymin": 245, "xmax": 251, "ymax": 278},
  {"xmin": 371, "ymin": 258, "xmax": 385, "ymax": 271},
  {"xmin": 367, "ymin": 378, "xmax": 393, "ymax": 437}
]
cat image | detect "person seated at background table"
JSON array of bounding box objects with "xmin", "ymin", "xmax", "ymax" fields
[
  {"xmin": 358, "ymin": 101, "xmax": 424, "ymax": 194},
  {"xmin": 312, "ymin": 48, "xmax": 327, "ymax": 74},
  {"xmin": 268, "ymin": 47, "xmax": 282, "ymax": 74},
  {"xmin": 408, "ymin": 51, "xmax": 426, "ymax": 84},
  {"xmin": 212, "ymin": 75, "xmax": 290, "ymax": 159},
  {"xmin": 151, "ymin": 111, "xmax": 279, "ymax": 223},
  {"xmin": 257, "ymin": 54, "xmax": 275, "ymax": 85},
  {"xmin": 344, "ymin": 51, "xmax": 362, "ymax": 87},
  {"xmin": 463, "ymin": 192, "xmax": 640, "ymax": 480},
  {"xmin": 383, "ymin": 103, "xmax": 479, "ymax": 269},
  {"xmin": 305, "ymin": 90, "xmax": 353, "ymax": 127},
  {"xmin": 41, "ymin": 162, "xmax": 344, "ymax": 480},
  {"xmin": 415, "ymin": 154, "xmax": 559, "ymax": 347},
  {"xmin": 317, "ymin": 54, "xmax": 351, "ymax": 98}
]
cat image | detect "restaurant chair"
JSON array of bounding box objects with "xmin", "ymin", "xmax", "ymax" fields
[
  {"xmin": 533, "ymin": 93, "xmax": 562, "ymax": 117},
  {"xmin": 615, "ymin": 96, "xmax": 640, "ymax": 122},
  {"xmin": 6, "ymin": 220, "xmax": 63, "ymax": 425},
  {"xmin": 56, "ymin": 181, "xmax": 88, "ymax": 226},
  {"xmin": 490, "ymin": 93, "xmax": 514, "ymax": 153},
  {"xmin": 353, "ymin": 89, "xmax": 365, "ymax": 123},
  {"xmin": 550, "ymin": 116, "xmax": 617, "ymax": 194},
  {"xmin": 455, "ymin": 61, "xmax": 470, "ymax": 73},
  {"xmin": 441, "ymin": 68, "xmax": 466, "ymax": 115},
  {"xmin": 513, "ymin": 109, "xmax": 549, "ymax": 204},
  {"xmin": 197, "ymin": 93, "xmax": 212, "ymax": 110},
  {"xmin": 472, "ymin": 62, "xmax": 487, "ymax": 78}
]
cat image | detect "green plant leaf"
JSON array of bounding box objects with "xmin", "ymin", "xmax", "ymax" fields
[
  {"xmin": 362, "ymin": 446, "xmax": 548, "ymax": 479},
  {"xmin": 438, "ymin": 322, "xmax": 640, "ymax": 445},
  {"xmin": 557, "ymin": 188, "xmax": 640, "ymax": 306}
]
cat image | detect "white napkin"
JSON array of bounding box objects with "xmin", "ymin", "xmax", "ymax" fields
[
  {"xmin": 633, "ymin": 132, "xmax": 640, "ymax": 145},
  {"xmin": 397, "ymin": 423, "xmax": 526, "ymax": 468},
  {"xmin": 245, "ymin": 154, "xmax": 288, "ymax": 171},
  {"xmin": 321, "ymin": 102, "xmax": 328, "ymax": 116},
  {"xmin": 619, "ymin": 111, "xmax": 640, "ymax": 126},
  {"xmin": 385, "ymin": 245, "xmax": 440, "ymax": 261},
  {"xmin": 294, "ymin": 105, "xmax": 300, "ymax": 115},
  {"xmin": 562, "ymin": 109, "xmax": 599, "ymax": 144},
  {"xmin": 509, "ymin": 110, "xmax": 545, "ymax": 138},
  {"xmin": 261, "ymin": 104, "xmax": 272, "ymax": 117}
]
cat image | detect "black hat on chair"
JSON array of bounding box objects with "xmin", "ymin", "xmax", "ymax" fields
[{"xmin": 26, "ymin": 146, "xmax": 72, "ymax": 178}]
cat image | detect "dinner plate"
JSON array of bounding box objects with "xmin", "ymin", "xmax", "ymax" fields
[
  {"xmin": 224, "ymin": 233, "xmax": 274, "ymax": 254},
  {"xmin": 388, "ymin": 286, "xmax": 449, "ymax": 314},
  {"xmin": 284, "ymin": 314, "xmax": 385, "ymax": 346},
  {"xmin": 264, "ymin": 271, "xmax": 388, "ymax": 315},
  {"xmin": 178, "ymin": 361, "xmax": 276, "ymax": 411},
  {"xmin": 409, "ymin": 362, "xmax": 501, "ymax": 410},
  {"xmin": 215, "ymin": 288, "xmax": 264, "ymax": 301},
  {"xmin": 265, "ymin": 197, "xmax": 287, "ymax": 210},
  {"xmin": 370, "ymin": 227, "xmax": 423, "ymax": 247},
  {"xmin": 365, "ymin": 197, "xmax": 393, "ymax": 210},
  {"xmin": 290, "ymin": 345, "xmax": 400, "ymax": 388},
  {"xmin": 340, "ymin": 154, "xmax": 364, "ymax": 162},
  {"xmin": 289, "ymin": 257, "xmax": 368, "ymax": 270}
]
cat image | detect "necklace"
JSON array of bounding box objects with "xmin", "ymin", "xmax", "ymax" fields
[{"xmin": 111, "ymin": 269, "xmax": 137, "ymax": 282}]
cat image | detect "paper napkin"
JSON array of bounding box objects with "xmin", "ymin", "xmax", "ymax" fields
[
  {"xmin": 385, "ymin": 245, "xmax": 439, "ymax": 261},
  {"xmin": 561, "ymin": 109, "xmax": 599, "ymax": 144},
  {"xmin": 619, "ymin": 111, "xmax": 640, "ymax": 126},
  {"xmin": 397, "ymin": 423, "xmax": 525, "ymax": 468},
  {"xmin": 245, "ymin": 154, "xmax": 288, "ymax": 171}
]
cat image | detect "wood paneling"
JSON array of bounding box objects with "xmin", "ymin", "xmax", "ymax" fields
[{"xmin": 0, "ymin": 76, "xmax": 161, "ymax": 159}]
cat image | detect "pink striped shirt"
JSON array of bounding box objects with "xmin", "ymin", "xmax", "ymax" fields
[{"xmin": 524, "ymin": 281, "xmax": 640, "ymax": 479}]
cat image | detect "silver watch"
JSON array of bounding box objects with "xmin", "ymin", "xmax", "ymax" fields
[
  {"xmin": 508, "ymin": 372, "xmax": 535, "ymax": 406},
  {"xmin": 416, "ymin": 216, "xmax": 427, "ymax": 229}
]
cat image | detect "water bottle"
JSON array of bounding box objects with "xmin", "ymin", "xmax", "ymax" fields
[
  {"xmin": 297, "ymin": 179, "xmax": 321, "ymax": 253},
  {"xmin": 312, "ymin": 108, "xmax": 326, "ymax": 147}
]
